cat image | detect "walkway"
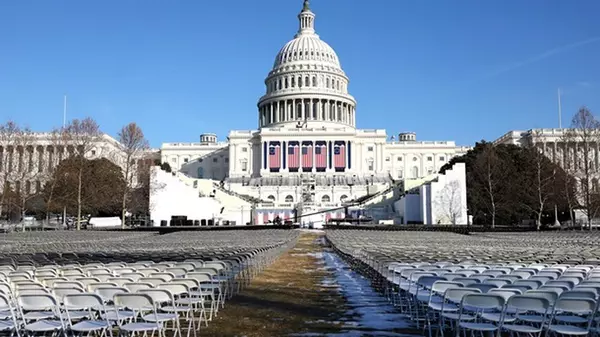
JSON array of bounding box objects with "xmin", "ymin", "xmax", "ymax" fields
[{"xmin": 202, "ymin": 231, "xmax": 419, "ymax": 337}]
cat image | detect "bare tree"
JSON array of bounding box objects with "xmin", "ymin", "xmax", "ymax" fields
[
  {"xmin": 523, "ymin": 130, "xmax": 557, "ymax": 230},
  {"xmin": 117, "ymin": 122, "xmax": 149, "ymax": 228},
  {"xmin": 43, "ymin": 128, "xmax": 70, "ymax": 225},
  {"xmin": 435, "ymin": 179, "xmax": 463, "ymax": 224},
  {"xmin": 473, "ymin": 143, "xmax": 501, "ymax": 228},
  {"xmin": 7, "ymin": 127, "xmax": 42, "ymax": 227},
  {"xmin": 563, "ymin": 107, "xmax": 600, "ymax": 230},
  {"xmin": 557, "ymin": 133, "xmax": 578, "ymax": 226},
  {"xmin": 63, "ymin": 118, "xmax": 101, "ymax": 230},
  {"xmin": 0, "ymin": 121, "xmax": 22, "ymax": 221}
]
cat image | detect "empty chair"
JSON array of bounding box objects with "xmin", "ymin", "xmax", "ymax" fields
[
  {"xmin": 546, "ymin": 298, "xmax": 595, "ymax": 336},
  {"xmin": 63, "ymin": 293, "xmax": 112, "ymax": 336},
  {"xmin": 456, "ymin": 294, "xmax": 505, "ymax": 336},
  {"xmin": 501, "ymin": 295, "xmax": 551, "ymax": 335},
  {"xmin": 470, "ymin": 283, "xmax": 497, "ymax": 293}
]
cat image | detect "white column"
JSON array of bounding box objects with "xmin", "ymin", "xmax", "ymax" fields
[
  {"xmin": 312, "ymin": 143, "xmax": 316, "ymax": 173},
  {"xmin": 300, "ymin": 98, "xmax": 305, "ymax": 120},
  {"xmin": 292, "ymin": 99, "xmax": 296, "ymax": 120},
  {"xmin": 232, "ymin": 144, "xmax": 237, "ymax": 173},
  {"xmin": 261, "ymin": 141, "xmax": 265, "ymax": 173}
]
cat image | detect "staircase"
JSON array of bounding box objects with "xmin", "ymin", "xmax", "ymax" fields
[{"xmin": 175, "ymin": 172, "xmax": 252, "ymax": 209}]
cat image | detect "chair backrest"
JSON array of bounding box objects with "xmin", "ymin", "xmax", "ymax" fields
[
  {"xmin": 454, "ymin": 278, "xmax": 480, "ymax": 286},
  {"xmin": 124, "ymin": 282, "xmax": 154, "ymax": 292},
  {"xmin": 460, "ymin": 294, "xmax": 505, "ymax": 314},
  {"xmin": 524, "ymin": 290, "xmax": 558, "ymax": 305},
  {"xmin": 121, "ymin": 273, "xmax": 144, "ymax": 281},
  {"xmin": 186, "ymin": 272, "xmax": 213, "ymax": 283},
  {"xmin": 139, "ymin": 288, "xmax": 174, "ymax": 304},
  {"xmin": 113, "ymin": 293, "xmax": 156, "ymax": 318},
  {"xmin": 431, "ymin": 281, "xmax": 463, "ymax": 296},
  {"xmin": 559, "ymin": 290, "xmax": 597, "ymax": 300},
  {"xmin": 489, "ymin": 288, "xmax": 521, "ymax": 300},
  {"xmin": 158, "ymin": 283, "xmax": 189, "ymax": 296},
  {"xmin": 444, "ymin": 288, "xmax": 481, "ymax": 304},
  {"xmin": 95, "ymin": 287, "xmax": 128, "ymax": 303},
  {"xmin": 53, "ymin": 287, "xmax": 84, "ymax": 303},
  {"xmin": 53, "ymin": 281, "xmax": 84, "ymax": 290},
  {"xmin": 63, "ymin": 293, "xmax": 105, "ymax": 318},
  {"xmin": 18, "ymin": 293, "xmax": 59, "ymax": 312},
  {"xmin": 551, "ymin": 298, "xmax": 596, "ymax": 322},
  {"xmin": 484, "ymin": 279, "xmax": 511, "ymax": 288},
  {"xmin": 545, "ymin": 280, "xmax": 574, "ymax": 290},
  {"xmin": 470, "ymin": 283, "xmax": 497, "ymax": 293},
  {"xmin": 509, "ymin": 295, "xmax": 551, "ymax": 326},
  {"xmin": 106, "ymin": 278, "xmax": 134, "ymax": 287},
  {"xmin": 513, "ymin": 280, "xmax": 542, "ymax": 290}
]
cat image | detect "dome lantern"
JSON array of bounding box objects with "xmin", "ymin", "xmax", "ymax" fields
[{"xmin": 297, "ymin": 0, "xmax": 316, "ymax": 36}]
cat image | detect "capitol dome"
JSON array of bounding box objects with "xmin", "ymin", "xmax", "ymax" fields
[{"xmin": 257, "ymin": 0, "xmax": 356, "ymax": 129}]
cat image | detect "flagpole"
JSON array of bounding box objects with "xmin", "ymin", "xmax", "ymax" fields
[
  {"xmin": 63, "ymin": 95, "xmax": 67, "ymax": 128},
  {"xmin": 558, "ymin": 88, "xmax": 562, "ymax": 128}
]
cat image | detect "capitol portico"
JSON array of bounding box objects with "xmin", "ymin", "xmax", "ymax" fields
[{"xmin": 157, "ymin": 1, "xmax": 469, "ymax": 224}]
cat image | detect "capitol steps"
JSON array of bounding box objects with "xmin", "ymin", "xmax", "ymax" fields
[{"xmin": 175, "ymin": 172, "xmax": 252, "ymax": 209}]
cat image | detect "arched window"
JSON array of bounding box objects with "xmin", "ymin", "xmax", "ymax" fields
[
  {"xmin": 267, "ymin": 195, "xmax": 275, "ymax": 201},
  {"xmin": 278, "ymin": 79, "xmax": 282, "ymax": 90},
  {"xmin": 297, "ymin": 103, "xmax": 303, "ymax": 119},
  {"xmin": 298, "ymin": 76, "xmax": 302, "ymax": 87},
  {"xmin": 285, "ymin": 78, "xmax": 289, "ymax": 88},
  {"xmin": 312, "ymin": 76, "xmax": 317, "ymax": 87},
  {"xmin": 321, "ymin": 195, "xmax": 331, "ymax": 203},
  {"xmin": 291, "ymin": 77, "xmax": 296, "ymax": 87},
  {"xmin": 340, "ymin": 195, "xmax": 348, "ymax": 203},
  {"xmin": 412, "ymin": 166, "xmax": 419, "ymax": 178},
  {"xmin": 285, "ymin": 195, "xmax": 294, "ymax": 203},
  {"xmin": 326, "ymin": 78, "xmax": 330, "ymax": 88},
  {"xmin": 197, "ymin": 167, "xmax": 204, "ymax": 178},
  {"xmin": 305, "ymin": 76, "xmax": 310, "ymax": 87}
]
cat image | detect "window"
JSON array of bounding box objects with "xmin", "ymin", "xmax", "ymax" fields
[
  {"xmin": 340, "ymin": 195, "xmax": 348, "ymax": 203},
  {"xmin": 285, "ymin": 195, "xmax": 294, "ymax": 203},
  {"xmin": 413, "ymin": 157, "xmax": 418, "ymax": 162},
  {"xmin": 427, "ymin": 167, "xmax": 433, "ymax": 175},
  {"xmin": 367, "ymin": 146, "xmax": 374, "ymax": 152},
  {"xmin": 267, "ymin": 195, "xmax": 275, "ymax": 201},
  {"xmin": 321, "ymin": 195, "xmax": 331, "ymax": 203},
  {"xmin": 198, "ymin": 158, "xmax": 203, "ymax": 162},
  {"xmin": 412, "ymin": 166, "xmax": 419, "ymax": 178},
  {"xmin": 397, "ymin": 170, "xmax": 403, "ymax": 178},
  {"xmin": 91, "ymin": 150, "xmax": 96, "ymax": 156},
  {"xmin": 184, "ymin": 158, "xmax": 189, "ymax": 163},
  {"xmin": 439, "ymin": 156, "xmax": 445, "ymax": 161},
  {"xmin": 242, "ymin": 147, "xmax": 248, "ymax": 152},
  {"xmin": 225, "ymin": 158, "xmax": 229, "ymax": 163},
  {"xmin": 385, "ymin": 157, "xmax": 390, "ymax": 162},
  {"xmin": 427, "ymin": 156, "xmax": 433, "ymax": 162},
  {"xmin": 368, "ymin": 160, "xmax": 374, "ymax": 171},
  {"xmin": 241, "ymin": 160, "xmax": 248, "ymax": 171},
  {"xmin": 212, "ymin": 158, "xmax": 218, "ymax": 163},
  {"xmin": 397, "ymin": 157, "xmax": 402, "ymax": 161}
]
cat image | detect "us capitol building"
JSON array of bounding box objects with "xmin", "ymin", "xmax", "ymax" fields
[{"xmin": 156, "ymin": 1, "xmax": 469, "ymax": 222}]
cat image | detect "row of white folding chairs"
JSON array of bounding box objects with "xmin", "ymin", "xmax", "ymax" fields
[
  {"xmin": 0, "ymin": 289, "xmax": 206, "ymax": 337},
  {"xmin": 422, "ymin": 288, "xmax": 599, "ymax": 337},
  {"xmin": 382, "ymin": 274, "xmax": 600, "ymax": 336}
]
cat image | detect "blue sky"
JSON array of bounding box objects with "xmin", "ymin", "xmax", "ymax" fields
[{"xmin": 1, "ymin": 0, "xmax": 599, "ymax": 148}]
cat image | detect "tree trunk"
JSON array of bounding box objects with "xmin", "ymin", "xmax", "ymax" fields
[
  {"xmin": 77, "ymin": 165, "xmax": 83, "ymax": 231},
  {"xmin": 121, "ymin": 162, "xmax": 130, "ymax": 229}
]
